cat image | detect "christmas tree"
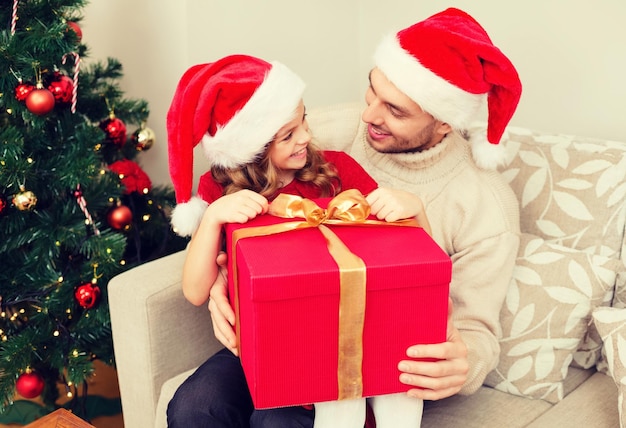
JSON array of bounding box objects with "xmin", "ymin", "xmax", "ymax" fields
[{"xmin": 0, "ymin": 0, "xmax": 187, "ymax": 421}]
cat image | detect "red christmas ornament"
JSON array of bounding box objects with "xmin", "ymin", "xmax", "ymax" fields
[
  {"xmin": 16, "ymin": 371, "xmax": 45, "ymax": 399},
  {"xmin": 48, "ymin": 75, "xmax": 74, "ymax": 104},
  {"xmin": 75, "ymin": 282, "xmax": 101, "ymax": 309},
  {"xmin": 107, "ymin": 204, "xmax": 133, "ymax": 230},
  {"xmin": 109, "ymin": 159, "xmax": 153, "ymax": 194},
  {"xmin": 0, "ymin": 195, "xmax": 7, "ymax": 214},
  {"xmin": 15, "ymin": 82, "xmax": 35, "ymax": 101},
  {"xmin": 67, "ymin": 21, "xmax": 83, "ymax": 42},
  {"xmin": 25, "ymin": 87, "xmax": 55, "ymax": 116},
  {"xmin": 100, "ymin": 114, "xmax": 127, "ymax": 146}
]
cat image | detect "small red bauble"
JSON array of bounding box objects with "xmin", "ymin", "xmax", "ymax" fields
[
  {"xmin": 100, "ymin": 116, "xmax": 128, "ymax": 146},
  {"xmin": 16, "ymin": 371, "xmax": 45, "ymax": 399},
  {"xmin": 75, "ymin": 282, "xmax": 101, "ymax": 309},
  {"xmin": 107, "ymin": 204, "xmax": 133, "ymax": 230},
  {"xmin": 0, "ymin": 195, "xmax": 7, "ymax": 214},
  {"xmin": 67, "ymin": 21, "xmax": 83, "ymax": 42},
  {"xmin": 25, "ymin": 88, "xmax": 56, "ymax": 116},
  {"xmin": 48, "ymin": 75, "xmax": 74, "ymax": 104},
  {"xmin": 15, "ymin": 82, "xmax": 35, "ymax": 101}
]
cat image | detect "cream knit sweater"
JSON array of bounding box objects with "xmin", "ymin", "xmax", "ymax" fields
[{"xmin": 310, "ymin": 103, "xmax": 520, "ymax": 395}]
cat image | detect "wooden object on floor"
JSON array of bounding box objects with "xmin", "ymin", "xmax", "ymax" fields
[{"xmin": 24, "ymin": 408, "xmax": 95, "ymax": 428}]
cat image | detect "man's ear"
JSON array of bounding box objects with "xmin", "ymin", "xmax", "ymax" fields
[{"xmin": 436, "ymin": 121, "xmax": 452, "ymax": 135}]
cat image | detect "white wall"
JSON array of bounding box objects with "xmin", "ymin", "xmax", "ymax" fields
[{"xmin": 82, "ymin": 1, "xmax": 626, "ymax": 186}]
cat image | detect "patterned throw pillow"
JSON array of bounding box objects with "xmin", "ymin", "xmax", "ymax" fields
[
  {"xmin": 612, "ymin": 271, "xmax": 626, "ymax": 309},
  {"xmin": 498, "ymin": 126, "xmax": 626, "ymax": 259},
  {"xmin": 592, "ymin": 307, "xmax": 626, "ymax": 428},
  {"xmin": 489, "ymin": 124, "xmax": 626, "ymax": 368},
  {"xmin": 484, "ymin": 233, "xmax": 619, "ymax": 403}
]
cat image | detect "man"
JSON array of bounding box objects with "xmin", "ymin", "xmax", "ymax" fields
[{"xmin": 169, "ymin": 7, "xmax": 522, "ymax": 427}]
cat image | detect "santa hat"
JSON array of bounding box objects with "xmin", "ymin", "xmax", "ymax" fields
[
  {"xmin": 373, "ymin": 8, "xmax": 522, "ymax": 169},
  {"xmin": 167, "ymin": 54, "xmax": 305, "ymax": 236}
]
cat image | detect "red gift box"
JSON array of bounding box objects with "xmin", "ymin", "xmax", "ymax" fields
[{"xmin": 226, "ymin": 193, "xmax": 451, "ymax": 409}]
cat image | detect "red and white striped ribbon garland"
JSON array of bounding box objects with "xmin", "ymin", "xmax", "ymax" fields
[
  {"xmin": 62, "ymin": 52, "xmax": 81, "ymax": 113},
  {"xmin": 74, "ymin": 184, "xmax": 100, "ymax": 235},
  {"xmin": 11, "ymin": 0, "xmax": 18, "ymax": 36}
]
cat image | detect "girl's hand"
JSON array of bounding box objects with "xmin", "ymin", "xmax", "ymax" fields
[
  {"xmin": 206, "ymin": 189, "xmax": 269, "ymax": 225},
  {"xmin": 366, "ymin": 188, "xmax": 432, "ymax": 235},
  {"xmin": 183, "ymin": 191, "xmax": 267, "ymax": 307}
]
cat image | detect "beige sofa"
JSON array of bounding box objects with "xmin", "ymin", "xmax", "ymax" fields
[{"xmin": 109, "ymin": 103, "xmax": 626, "ymax": 428}]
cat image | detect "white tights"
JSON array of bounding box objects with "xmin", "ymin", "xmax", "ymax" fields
[{"xmin": 313, "ymin": 393, "xmax": 423, "ymax": 428}]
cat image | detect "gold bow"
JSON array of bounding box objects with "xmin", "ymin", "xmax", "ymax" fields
[{"xmin": 269, "ymin": 188, "xmax": 372, "ymax": 226}]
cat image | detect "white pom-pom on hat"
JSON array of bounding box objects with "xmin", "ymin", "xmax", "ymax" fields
[{"xmin": 170, "ymin": 196, "xmax": 208, "ymax": 237}]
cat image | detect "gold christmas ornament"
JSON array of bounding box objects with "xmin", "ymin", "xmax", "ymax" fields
[
  {"xmin": 132, "ymin": 125, "xmax": 155, "ymax": 151},
  {"xmin": 12, "ymin": 186, "xmax": 37, "ymax": 211}
]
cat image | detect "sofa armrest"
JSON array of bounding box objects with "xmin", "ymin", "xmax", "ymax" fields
[{"xmin": 108, "ymin": 250, "xmax": 222, "ymax": 428}]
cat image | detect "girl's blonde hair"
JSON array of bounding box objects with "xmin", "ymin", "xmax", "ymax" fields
[{"xmin": 211, "ymin": 140, "xmax": 341, "ymax": 199}]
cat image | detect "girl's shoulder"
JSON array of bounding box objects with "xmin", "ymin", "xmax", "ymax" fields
[
  {"xmin": 320, "ymin": 150, "xmax": 356, "ymax": 164},
  {"xmin": 320, "ymin": 150, "xmax": 377, "ymax": 193}
]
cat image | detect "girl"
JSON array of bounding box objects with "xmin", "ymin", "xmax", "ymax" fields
[{"xmin": 167, "ymin": 54, "xmax": 428, "ymax": 428}]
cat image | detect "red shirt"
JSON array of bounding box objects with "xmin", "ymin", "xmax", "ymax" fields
[{"xmin": 196, "ymin": 150, "xmax": 377, "ymax": 204}]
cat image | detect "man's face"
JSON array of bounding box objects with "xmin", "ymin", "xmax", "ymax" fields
[{"xmin": 362, "ymin": 68, "xmax": 451, "ymax": 154}]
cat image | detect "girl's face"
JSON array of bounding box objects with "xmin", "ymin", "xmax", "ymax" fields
[{"xmin": 269, "ymin": 101, "xmax": 310, "ymax": 185}]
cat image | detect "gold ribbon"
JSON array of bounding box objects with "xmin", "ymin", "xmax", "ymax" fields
[
  {"xmin": 268, "ymin": 188, "xmax": 372, "ymax": 226},
  {"xmin": 230, "ymin": 189, "xmax": 418, "ymax": 400}
]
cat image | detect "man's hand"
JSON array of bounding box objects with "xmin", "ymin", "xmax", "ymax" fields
[
  {"xmin": 207, "ymin": 252, "xmax": 238, "ymax": 355},
  {"xmin": 398, "ymin": 299, "xmax": 468, "ymax": 400}
]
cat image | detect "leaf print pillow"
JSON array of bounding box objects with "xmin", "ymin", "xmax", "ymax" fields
[
  {"xmin": 484, "ymin": 233, "xmax": 620, "ymax": 403},
  {"xmin": 497, "ymin": 127, "xmax": 626, "ymax": 259}
]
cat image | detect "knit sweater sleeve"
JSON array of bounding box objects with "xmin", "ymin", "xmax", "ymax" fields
[
  {"xmin": 451, "ymin": 230, "xmax": 519, "ymax": 394},
  {"xmin": 434, "ymin": 169, "xmax": 520, "ymax": 395}
]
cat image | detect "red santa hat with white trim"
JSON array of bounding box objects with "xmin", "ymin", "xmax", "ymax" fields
[
  {"xmin": 373, "ymin": 8, "xmax": 522, "ymax": 169},
  {"xmin": 166, "ymin": 54, "xmax": 305, "ymax": 236}
]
